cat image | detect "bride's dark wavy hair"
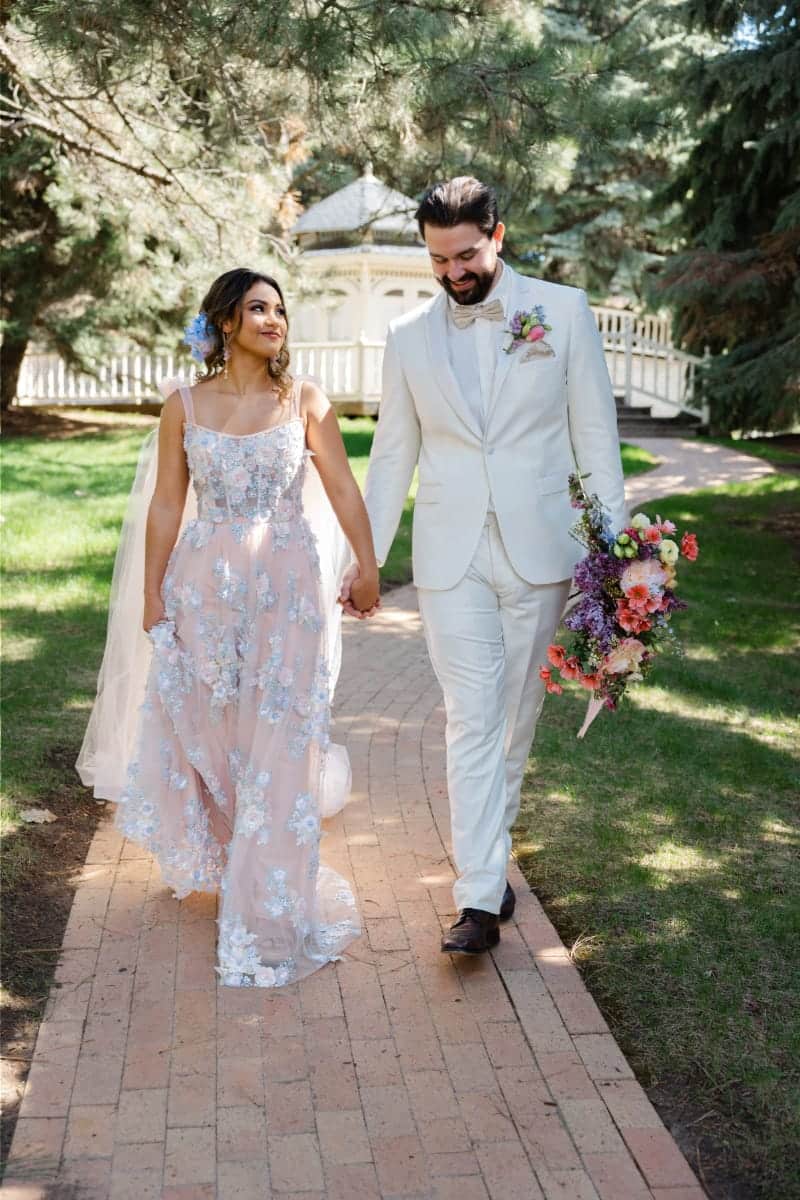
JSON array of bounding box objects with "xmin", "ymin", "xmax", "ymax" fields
[{"xmin": 197, "ymin": 268, "xmax": 292, "ymax": 403}]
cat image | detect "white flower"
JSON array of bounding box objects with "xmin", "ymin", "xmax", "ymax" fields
[
  {"xmin": 659, "ymin": 539, "xmax": 679, "ymax": 565},
  {"xmin": 630, "ymin": 512, "xmax": 651, "ymax": 531}
]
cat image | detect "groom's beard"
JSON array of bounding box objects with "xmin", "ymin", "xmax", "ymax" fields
[{"xmin": 438, "ymin": 267, "xmax": 496, "ymax": 306}]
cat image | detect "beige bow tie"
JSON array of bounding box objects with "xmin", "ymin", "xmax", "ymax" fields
[{"xmin": 451, "ymin": 298, "xmax": 505, "ymax": 329}]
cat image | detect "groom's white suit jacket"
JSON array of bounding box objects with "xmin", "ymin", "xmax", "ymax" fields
[{"xmin": 364, "ymin": 266, "xmax": 627, "ymax": 591}]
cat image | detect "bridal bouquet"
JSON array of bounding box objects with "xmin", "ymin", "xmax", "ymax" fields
[{"xmin": 540, "ymin": 474, "xmax": 699, "ymax": 738}]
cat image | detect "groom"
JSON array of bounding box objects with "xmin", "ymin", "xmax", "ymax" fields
[{"xmin": 346, "ymin": 176, "xmax": 626, "ymax": 954}]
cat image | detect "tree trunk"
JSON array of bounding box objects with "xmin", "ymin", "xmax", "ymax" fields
[{"xmin": 0, "ymin": 336, "xmax": 30, "ymax": 411}]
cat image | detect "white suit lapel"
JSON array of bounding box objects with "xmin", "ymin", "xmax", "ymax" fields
[
  {"xmin": 424, "ymin": 293, "xmax": 483, "ymax": 440},
  {"xmin": 485, "ymin": 267, "xmax": 527, "ymax": 427}
]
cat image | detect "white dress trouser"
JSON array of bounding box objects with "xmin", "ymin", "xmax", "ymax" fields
[{"xmin": 417, "ymin": 514, "xmax": 571, "ymax": 914}]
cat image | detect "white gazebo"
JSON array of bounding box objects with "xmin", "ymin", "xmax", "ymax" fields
[
  {"xmin": 290, "ymin": 165, "xmax": 433, "ymax": 412},
  {"xmin": 14, "ymin": 165, "xmax": 710, "ymax": 423}
]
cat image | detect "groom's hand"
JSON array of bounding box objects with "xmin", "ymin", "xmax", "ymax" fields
[{"xmin": 339, "ymin": 563, "xmax": 381, "ymax": 619}]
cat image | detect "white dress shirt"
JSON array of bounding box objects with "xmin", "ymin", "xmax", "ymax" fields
[{"xmin": 445, "ymin": 260, "xmax": 513, "ymax": 434}]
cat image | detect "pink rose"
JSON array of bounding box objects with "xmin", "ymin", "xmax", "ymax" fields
[
  {"xmin": 604, "ymin": 637, "xmax": 647, "ymax": 675},
  {"xmin": 526, "ymin": 325, "xmax": 545, "ymax": 342}
]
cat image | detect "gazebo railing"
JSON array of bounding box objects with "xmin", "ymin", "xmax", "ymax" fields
[
  {"xmin": 14, "ymin": 314, "xmax": 708, "ymax": 421},
  {"xmin": 593, "ymin": 306, "xmax": 709, "ymax": 422}
]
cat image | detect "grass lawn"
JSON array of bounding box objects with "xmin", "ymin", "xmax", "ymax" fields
[
  {"xmin": 516, "ymin": 473, "xmax": 800, "ymax": 1198},
  {"xmin": 701, "ymin": 433, "xmax": 800, "ymax": 472}
]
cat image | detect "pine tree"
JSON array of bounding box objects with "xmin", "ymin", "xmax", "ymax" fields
[
  {"xmin": 654, "ymin": 1, "xmax": 800, "ymax": 431},
  {"xmin": 1, "ymin": 0, "xmax": 657, "ymax": 408},
  {"xmin": 491, "ymin": 1, "xmax": 712, "ymax": 302}
]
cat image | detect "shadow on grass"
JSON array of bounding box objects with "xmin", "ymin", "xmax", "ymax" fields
[{"xmin": 519, "ymin": 697, "xmax": 799, "ymax": 1197}]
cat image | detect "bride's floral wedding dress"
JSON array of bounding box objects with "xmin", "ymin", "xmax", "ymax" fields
[{"xmin": 115, "ymin": 382, "xmax": 360, "ymax": 987}]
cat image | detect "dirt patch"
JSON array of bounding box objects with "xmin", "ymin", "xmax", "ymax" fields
[
  {"xmin": 3, "ymin": 405, "xmax": 158, "ymax": 439},
  {"xmin": 751, "ymin": 434, "xmax": 800, "ymax": 455},
  {"xmin": 731, "ymin": 504, "xmax": 800, "ymax": 563},
  {"xmin": 1, "ymin": 757, "xmax": 108, "ymax": 1167}
]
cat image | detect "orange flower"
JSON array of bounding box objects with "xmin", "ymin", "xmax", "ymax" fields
[
  {"xmin": 624, "ymin": 583, "xmax": 650, "ymax": 610},
  {"xmin": 547, "ymin": 644, "xmax": 568, "ymax": 669},
  {"xmin": 561, "ymin": 656, "xmax": 581, "ymax": 681},
  {"xmin": 616, "ymin": 600, "xmax": 652, "ymax": 634},
  {"xmin": 579, "ymin": 673, "xmax": 600, "ymax": 690},
  {"xmin": 681, "ymin": 532, "xmax": 699, "ymax": 561},
  {"xmin": 538, "ymin": 665, "xmax": 563, "ymax": 694}
]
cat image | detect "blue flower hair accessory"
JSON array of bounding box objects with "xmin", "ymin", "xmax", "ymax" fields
[{"xmin": 183, "ymin": 313, "xmax": 218, "ymax": 365}]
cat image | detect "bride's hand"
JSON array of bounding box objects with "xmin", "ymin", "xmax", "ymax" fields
[
  {"xmin": 339, "ymin": 563, "xmax": 377, "ymax": 619},
  {"xmin": 350, "ymin": 572, "xmax": 381, "ymax": 615},
  {"xmin": 143, "ymin": 594, "xmax": 166, "ymax": 632}
]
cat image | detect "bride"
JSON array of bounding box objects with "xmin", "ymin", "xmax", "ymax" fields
[{"xmin": 77, "ymin": 267, "xmax": 379, "ymax": 987}]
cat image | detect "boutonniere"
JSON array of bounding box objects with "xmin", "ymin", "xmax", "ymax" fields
[{"xmin": 504, "ymin": 305, "xmax": 555, "ymax": 360}]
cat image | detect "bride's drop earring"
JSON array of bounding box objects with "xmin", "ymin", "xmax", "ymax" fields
[{"xmin": 223, "ymin": 332, "xmax": 231, "ymax": 379}]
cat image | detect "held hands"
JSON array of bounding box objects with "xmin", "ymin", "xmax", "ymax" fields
[
  {"xmin": 143, "ymin": 593, "xmax": 166, "ymax": 633},
  {"xmin": 339, "ymin": 562, "xmax": 381, "ymax": 619}
]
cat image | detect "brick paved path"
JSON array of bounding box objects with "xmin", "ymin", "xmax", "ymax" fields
[{"xmin": 3, "ymin": 579, "xmax": 706, "ymax": 1199}]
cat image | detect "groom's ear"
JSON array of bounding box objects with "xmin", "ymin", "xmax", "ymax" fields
[{"xmin": 492, "ymin": 222, "xmax": 506, "ymax": 253}]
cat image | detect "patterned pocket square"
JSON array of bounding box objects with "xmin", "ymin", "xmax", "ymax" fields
[{"xmin": 522, "ymin": 340, "xmax": 556, "ymax": 361}]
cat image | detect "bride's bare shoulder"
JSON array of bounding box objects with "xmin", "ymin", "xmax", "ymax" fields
[{"xmin": 189, "ymin": 377, "xmax": 217, "ymax": 397}]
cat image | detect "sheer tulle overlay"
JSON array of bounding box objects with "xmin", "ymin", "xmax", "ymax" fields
[{"xmin": 88, "ymin": 381, "xmax": 360, "ymax": 987}]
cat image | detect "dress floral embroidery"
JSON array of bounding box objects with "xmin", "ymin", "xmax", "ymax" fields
[{"xmin": 115, "ymin": 382, "xmax": 360, "ymax": 987}]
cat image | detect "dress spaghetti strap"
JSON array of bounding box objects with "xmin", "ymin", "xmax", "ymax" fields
[{"xmin": 178, "ymin": 384, "xmax": 195, "ymax": 424}]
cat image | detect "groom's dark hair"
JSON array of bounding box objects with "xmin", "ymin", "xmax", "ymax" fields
[{"xmin": 415, "ymin": 176, "xmax": 498, "ymax": 237}]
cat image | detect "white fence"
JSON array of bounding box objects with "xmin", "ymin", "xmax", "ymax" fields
[
  {"xmin": 15, "ymin": 310, "xmax": 708, "ymax": 421},
  {"xmin": 593, "ymin": 307, "xmax": 709, "ymax": 422}
]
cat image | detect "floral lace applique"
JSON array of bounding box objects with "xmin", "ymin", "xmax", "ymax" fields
[
  {"xmin": 217, "ymin": 914, "xmax": 296, "ymax": 988},
  {"xmin": 286, "ymin": 792, "xmax": 320, "ymax": 846},
  {"xmin": 264, "ymin": 867, "xmax": 308, "ymax": 933},
  {"xmin": 233, "ymin": 762, "xmax": 273, "ymax": 845},
  {"xmin": 255, "ymin": 569, "xmax": 278, "ymax": 612},
  {"xmin": 214, "ymin": 557, "xmax": 248, "ymax": 611}
]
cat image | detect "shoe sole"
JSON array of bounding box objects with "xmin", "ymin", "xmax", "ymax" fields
[{"xmin": 441, "ymin": 928, "xmax": 501, "ymax": 955}]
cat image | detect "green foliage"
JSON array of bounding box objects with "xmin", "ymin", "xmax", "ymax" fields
[
  {"xmin": 510, "ymin": 1, "xmax": 701, "ymax": 301},
  {"xmin": 1, "ymin": 0, "xmax": 693, "ymax": 408},
  {"xmin": 653, "ymin": 2, "xmax": 800, "ymax": 432}
]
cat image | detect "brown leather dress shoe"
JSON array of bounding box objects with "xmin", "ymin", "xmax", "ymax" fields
[
  {"xmin": 441, "ymin": 908, "xmax": 500, "ymax": 955},
  {"xmin": 499, "ymin": 881, "xmax": 516, "ymax": 921}
]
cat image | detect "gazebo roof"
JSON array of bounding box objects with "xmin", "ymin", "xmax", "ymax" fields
[{"xmin": 293, "ymin": 165, "xmax": 421, "ymax": 246}]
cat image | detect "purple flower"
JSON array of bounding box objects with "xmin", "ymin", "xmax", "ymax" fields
[
  {"xmin": 564, "ymin": 594, "xmax": 616, "ymax": 652},
  {"xmin": 574, "ymin": 552, "xmax": 622, "ymax": 595}
]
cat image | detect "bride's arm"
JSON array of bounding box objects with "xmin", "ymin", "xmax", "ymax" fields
[
  {"xmin": 143, "ymin": 392, "xmax": 190, "ymax": 630},
  {"xmin": 302, "ymin": 380, "xmax": 380, "ymax": 614}
]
